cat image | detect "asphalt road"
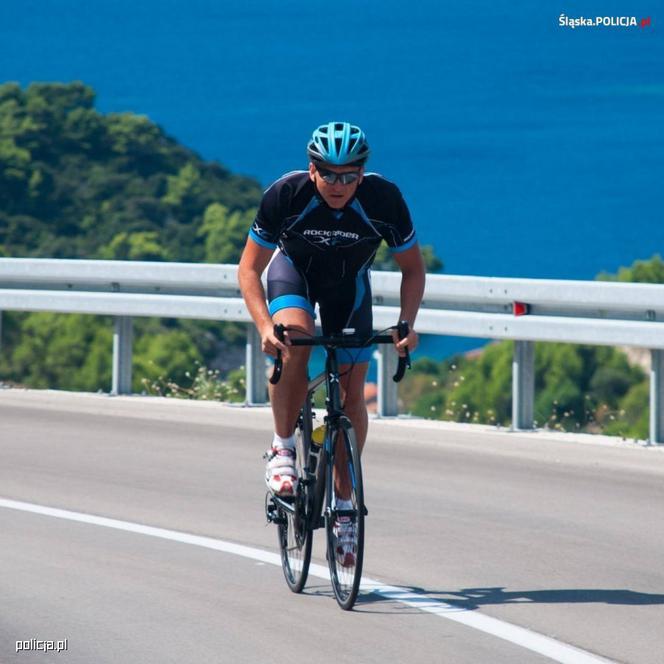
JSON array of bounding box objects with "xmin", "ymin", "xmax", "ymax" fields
[{"xmin": 1, "ymin": 390, "xmax": 663, "ymax": 664}]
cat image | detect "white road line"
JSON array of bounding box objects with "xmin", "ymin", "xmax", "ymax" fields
[{"xmin": 0, "ymin": 497, "xmax": 615, "ymax": 664}]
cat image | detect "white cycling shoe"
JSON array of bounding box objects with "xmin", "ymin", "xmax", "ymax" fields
[
  {"xmin": 333, "ymin": 514, "xmax": 357, "ymax": 568},
  {"xmin": 264, "ymin": 446, "xmax": 298, "ymax": 497}
]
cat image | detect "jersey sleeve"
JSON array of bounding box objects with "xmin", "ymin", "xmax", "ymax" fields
[
  {"xmin": 382, "ymin": 185, "xmax": 417, "ymax": 253},
  {"xmin": 248, "ymin": 181, "xmax": 282, "ymax": 249}
]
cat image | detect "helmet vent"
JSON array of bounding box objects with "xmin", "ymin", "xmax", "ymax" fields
[{"xmin": 334, "ymin": 137, "xmax": 343, "ymax": 153}]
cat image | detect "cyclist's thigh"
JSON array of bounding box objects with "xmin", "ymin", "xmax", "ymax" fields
[{"xmin": 267, "ymin": 251, "xmax": 315, "ymax": 340}]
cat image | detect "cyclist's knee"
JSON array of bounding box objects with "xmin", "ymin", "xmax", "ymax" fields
[
  {"xmin": 271, "ymin": 306, "xmax": 314, "ymax": 376},
  {"xmin": 341, "ymin": 386, "xmax": 368, "ymax": 417},
  {"xmin": 272, "ymin": 307, "xmax": 315, "ymax": 336},
  {"xmin": 339, "ymin": 363, "xmax": 368, "ymax": 399},
  {"xmin": 345, "ymin": 383, "xmax": 367, "ymax": 404},
  {"xmin": 282, "ymin": 345, "xmax": 310, "ymax": 374}
]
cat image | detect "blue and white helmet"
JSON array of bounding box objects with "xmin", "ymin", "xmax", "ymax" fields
[{"xmin": 307, "ymin": 122, "xmax": 370, "ymax": 166}]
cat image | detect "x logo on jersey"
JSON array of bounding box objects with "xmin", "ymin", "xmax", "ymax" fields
[{"xmin": 313, "ymin": 236, "xmax": 337, "ymax": 247}]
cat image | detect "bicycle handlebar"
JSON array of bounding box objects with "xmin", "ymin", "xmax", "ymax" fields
[{"xmin": 268, "ymin": 321, "xmax": 411, "ymax": 385}]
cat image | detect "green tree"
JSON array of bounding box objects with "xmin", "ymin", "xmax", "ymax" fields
[
  {"xmin": 133, "ymin": 329, "xmax": 204, "ymax": 392},
  {"xmin": 0, "ymin": 313, "xmax": 113, "ymax": 391},
  {"xmin": 162, "ymin": 162, "xmax": 202, "ymax": 207},
  {"xmin": 198, "ymin": 203, "xmax": 255, "ymax": 263},
  {"xmin": 0, "ymin": 134, "xmax": 32, "ymax": 208},
  {"xmin": 99, "ymin": 231, "xmax": 171, "ymax": 261},
  {"xmin": 604, "ymin": 382, "xmax": 649, "ymax": 439},
  {"xmin": 598, "ymin": 254, "xmax": 664, "ymax": 284}
]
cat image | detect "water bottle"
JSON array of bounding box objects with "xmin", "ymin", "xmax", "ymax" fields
[{"xmin": 311, "ymin": 425, "xmax": 326, "ymax": 447}]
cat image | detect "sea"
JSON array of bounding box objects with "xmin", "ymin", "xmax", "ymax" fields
[{"xmin": 1, "ymin": 0, "xmax": 662, "ymax": 364}]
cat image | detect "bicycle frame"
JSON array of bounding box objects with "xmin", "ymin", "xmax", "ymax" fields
[{"xmin": 307, "ymin": 347, "xmax": 349, "ymax": 531}]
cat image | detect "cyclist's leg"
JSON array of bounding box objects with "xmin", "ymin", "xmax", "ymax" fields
[
  {"xmin": 265, "ymin": 253, "xmax": 315, "ymax": 495},
  {"xmin": 337, "ymin": 265, "xmax": 373, "ymax": 454},
  {"xmin": 270, "ymin": 307, "xmax": 314, "ymax": 436},
  {"xmin": 333, "ymin": 360, "xmax": 369, "ymax": 500},
  {"xmin": 339, "ymin": 360, "xmax": 369, "ymax": 451},
  {"xmin": 266, "ymin": 252, "xmax": 315, "ymax": 437}
]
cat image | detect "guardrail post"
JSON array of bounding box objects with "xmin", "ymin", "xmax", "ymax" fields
[
  {"xmin": 650, "ymin": 349, "xmax": 664, "ymax": 444},
  {"xmin": 377, "ymin": 345, "xmax": 399, "ymax": 416},
  {"xmin": 112, "ymin": 316, "xmax": 133, "ymax": 395},
  {"xmin": 245, "ymin": 324, "xmax": 267, "ymax": 405},
  {"xmin": 512, "ymin": 340, "xmax": 535, "ymax": 430}
]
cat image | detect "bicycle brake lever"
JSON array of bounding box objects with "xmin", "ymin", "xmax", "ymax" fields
[
  {"xmin": 392, "ymin": 320, "xmax": 411, "ymax": 383},
  {"xmin": 269, "ymin": 324, "xmax": 286, "ymax": 385}
]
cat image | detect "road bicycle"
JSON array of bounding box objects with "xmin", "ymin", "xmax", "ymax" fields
[{"xmin": 265, "ymin": 321, "xmax": 410, "ymax": 610}]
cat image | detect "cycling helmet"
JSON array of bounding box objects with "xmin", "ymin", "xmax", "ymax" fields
[{"xmin": 307, "ymin": 122, "xmax": 370, "ymax": 166}]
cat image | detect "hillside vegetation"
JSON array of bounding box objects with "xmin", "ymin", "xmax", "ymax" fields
[
  {"xmin": 402, "ymin": 255, "xmax": 664, "ymax": 440},
  {"xmin": 0, "ymin": 81, "xmax": 265, "ymax": 392}
]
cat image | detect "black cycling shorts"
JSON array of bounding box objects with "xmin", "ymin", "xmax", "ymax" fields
[{"xmin": 266, "ymin": 251, "xmax": 373, "ymax": 363}]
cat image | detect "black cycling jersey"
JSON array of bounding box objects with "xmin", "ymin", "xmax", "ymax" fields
[
  {"xmin": 250, "ymin": 171, "xmax": 416, "ymax": 288},
  {"xmin": 249, "ymin": 170, "xmax": 416, "ymax": 363}
]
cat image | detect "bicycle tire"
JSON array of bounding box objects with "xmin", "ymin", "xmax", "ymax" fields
[
  {"xmin": 325, "ymin": 418, "xmax": 365, "ymax": 610},
  {"xmin": 277, "ymin": 411, "xmax": 313, "ymax": 592}
]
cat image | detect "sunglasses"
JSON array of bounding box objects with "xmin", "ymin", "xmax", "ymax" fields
[{"xmin": 316, "ymin": 166, "xmax": 362, "ymax": 185}]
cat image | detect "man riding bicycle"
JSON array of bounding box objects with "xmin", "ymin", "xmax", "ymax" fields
[{"xmin": 238, "ymin": 122, "xmax": 425, "ymax": 525}]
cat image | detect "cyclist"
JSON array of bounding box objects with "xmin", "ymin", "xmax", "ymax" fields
[{"xmin": 238, "ymin": 122, "xmax": 425, "ymax": 561}]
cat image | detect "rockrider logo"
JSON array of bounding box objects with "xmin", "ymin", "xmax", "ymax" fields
[
  {"xmin": 303, "ymin": 229, "xmax": 360, "ymax": 246},
  {"xmin": 303, "ymin": 229, "xmax": 360, "ymax": 240}
]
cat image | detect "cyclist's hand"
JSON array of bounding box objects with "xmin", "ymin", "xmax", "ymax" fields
[
  {"xmin": 260, "ymin": 323, "xmax": 289, "ymax": 358},
  {"xmin": 392, "ymin": 327, "xmax": 419, "ymax": 356}
]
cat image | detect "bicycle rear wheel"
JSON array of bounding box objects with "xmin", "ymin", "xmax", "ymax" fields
[
  {"xmin": 277, "ymin": 496, "xmax": 312, "ymax": 592},
  {"xmin": 325, "ymin": 419, "xmax": 365, "ymax": 610},
  {"xmin": 277, "ymin": 412, "xmax": 313, "ymax": 592}
]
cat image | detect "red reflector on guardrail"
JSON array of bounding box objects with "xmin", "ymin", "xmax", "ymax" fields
[{"xmin": 513, "ymin": 301, "xmax": 530, "ymax": 316}]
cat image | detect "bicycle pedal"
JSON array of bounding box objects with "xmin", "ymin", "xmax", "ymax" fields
[
  {"xmin": 363, "ymin": 505, "xmax": 368, "ymax": 516},
  {"xmin": 264, "ymin": 493, "xmax": 278, "ymax": 523}
]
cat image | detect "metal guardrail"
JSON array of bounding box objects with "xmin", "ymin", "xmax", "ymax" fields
[{"xmin": 1, "ymin": 258, "xmax": 663, "ymax": 442}]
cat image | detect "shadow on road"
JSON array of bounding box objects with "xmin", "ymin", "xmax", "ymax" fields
[{"xmin": 356, "ymin": 585, "xmax": 664, "ymax": 610}]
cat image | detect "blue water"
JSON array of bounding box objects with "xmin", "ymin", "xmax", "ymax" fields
[{"xmin": 1, "ymin": 0, "xmax": 662, "ymax": 362}]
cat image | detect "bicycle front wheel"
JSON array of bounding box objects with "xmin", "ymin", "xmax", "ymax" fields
[{"xmin": 325, "ymin": 419, "xmax": 365, "ymax": 610}]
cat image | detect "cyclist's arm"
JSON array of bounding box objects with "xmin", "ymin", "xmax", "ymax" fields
[
  {"xmin": 392, "ymin": 243, "xmax": 425, "ymax": 353},
  {"xmin": 238, "ymin": 237, "xmax": 287, "ymax": 356}
]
